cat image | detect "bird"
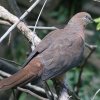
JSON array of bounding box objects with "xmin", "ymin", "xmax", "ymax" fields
[{"xmin": 0, "ymin": 12, "xmax": 93, "ymax": 91}]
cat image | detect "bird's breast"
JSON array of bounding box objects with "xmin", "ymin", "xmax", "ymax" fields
[{"xmin": 37, "ymin": 35, "xmax": 84, "ymax": 80}]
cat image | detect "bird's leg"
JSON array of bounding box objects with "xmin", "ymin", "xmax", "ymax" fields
[
  {"xmin": 52, "ymin": 74, "xmax": 70, "ymax": 100},
  {"xmin": 52, "ymin": 74, "xmax": 80, "ymax": 100}
]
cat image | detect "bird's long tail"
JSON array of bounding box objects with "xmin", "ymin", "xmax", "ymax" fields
[{"xmin": 0, "ymin": 58, "xmax": 43, "ymax": 91}]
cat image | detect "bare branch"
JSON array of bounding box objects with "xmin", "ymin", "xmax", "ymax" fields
[
  {"xmin": 17, "ymin": 87, "xmax": 49, "ymax": 100},
  {"xmin": 84, "ymin": 49, "xmax": 100, "ymax": 69},
  {"xmin": 0, "ymin": 19, "xmax": 57, "ymax": 30},
  {"xmin": 0, "ymin": 0, "xmax": 42, "ymax": 47},
  {"xmin": 29, "ymin": 26, "xmax": 57, "ymax": 30},
  {"xmin": 33, "ymin": 0, "xmax": 48, "ymax": 33},
  {"xmin": 85, "ymin": 43, "xmax": 97, "ymax": 50},
  {"xmin": 0, "ymin": 20, "xmax": 11, "ymax": 26},
  {"xmin": 0, "ymin": 70, "xmax": 10, "ymax": 77},
  {"xmin": 76, "ymin": 44, "xmax": 97, "ymax": 94},
  {"xmin": 91, "ymin": 89, "xmax": 100, "ymax": 100},
  {"xmin": 0, "ymin": 20, "xmax": 57, "ymax": 30}
]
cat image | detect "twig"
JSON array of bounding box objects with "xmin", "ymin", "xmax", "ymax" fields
[
  {"xmin": 84, "ymin": 47, "xmax": 100, "ymax": 69},
  {"xmin": 0, "ymin": 57, "xmax": 21, "ymax": 66},
  {"xmin": 33, "ymin": 0, "xmax": 48, "ymax": 33},
  {"xmin": 0, "ymin": 19, "xmax": 57, "ymax": 30},
  {"xmin": 27, "ymin": 83, "xmax": 57, "ymax": 99},
  {"xmin": 91, "ymin": 89, "xmax": 100, "ymax": 100},
  {"xmin": 0, "ymin": 0, "xmax": 41, "ymax": 44},
  {"xmin": 76, "ymin": 44, "xmax": 97, "ymax": 94},
  {"xmin": 0, "ymin": 70, "xmax": 10, "ymax": 77},
  {"xmin": 0, "ymin": 20, "xmax": 11, "ymax": 26},
  {"xmin": 8, "ymin": 32, "xmax": 12, "ymax": 45},
  {"xmin": 85, "ymin": 43, "xmax": 97, "ymax": 50},
  {"xmin": 27, "ymin": 83, "xmax": 46, "ymax": 94},
  {"xmin": 17, "ymin": 87, "xmax": 49, "ymax": 100},
  {"xmin": 43, "ymin": 81, "xmax": 55, "ymax": 100},
  {"xmin": 29, "ymin": 26, "xmax": 57, "ymax": 30}
]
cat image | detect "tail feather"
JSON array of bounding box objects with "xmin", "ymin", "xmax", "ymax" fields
[{"xmin": 0, "ymin": 58, "xmax": 43, "ymax": 91}]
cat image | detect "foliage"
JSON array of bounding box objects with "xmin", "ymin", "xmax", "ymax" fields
[
  {"xmin": 49, "ymin": 6, "xmax": 68, "ymax": 23},
  {"xmin": 19, "ymin": 92, "xmax": 37, "ymax": 100},
  {"xmin": 94, "ymin": 18, "xmax": 100, "ymax": 30},
  {"xmin": 67, "ymin": 65, "xmax": 100, "ymax": 100}
]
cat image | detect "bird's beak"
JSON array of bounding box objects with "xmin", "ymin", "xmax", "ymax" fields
[{"xmin": 89, "ymin": 17, "xmax": 94, "ymax": 23}]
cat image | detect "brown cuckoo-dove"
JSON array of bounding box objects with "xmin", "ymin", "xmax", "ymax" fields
[{"xmin": 0, "ymin": 12, "xmax": 93, "ymax": 91}]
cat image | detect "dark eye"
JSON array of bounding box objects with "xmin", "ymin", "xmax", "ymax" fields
[
  {"xmin": 85, "ymin": 15, "xmax": 93, "ymax": 22},
  {"xmin": 85, "ymin": 15, "xmax": 89, "ymax": 19}
]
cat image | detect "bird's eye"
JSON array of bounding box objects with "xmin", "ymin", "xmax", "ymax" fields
[
  {"xmin": 85, "ymin": 15, "xmax": 89, "ymax": 19},
  {"xmin": 86, "ymin": 15, "xmax": 93, "ymax": 22}
]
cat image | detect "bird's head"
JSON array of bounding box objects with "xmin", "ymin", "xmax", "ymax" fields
[{"xmin": 68, "ymin": 12, "xmax": 93, "ymax": 27}]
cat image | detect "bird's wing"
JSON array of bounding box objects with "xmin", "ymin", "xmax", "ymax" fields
[
  {"xmin": 35, "ymin": 29, "xmax": 60, "ymax": 53},
  {"xmin": 23, "ymin": 29, "xmax": 60, "ymax": 67},
  {"xmin": 41, "ymin": 33, "xmax": 84, "ymax": 80}
]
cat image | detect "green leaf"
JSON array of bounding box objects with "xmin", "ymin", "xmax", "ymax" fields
[
  {"xmin": 97, "ymin": 23, "xmax": 100, "ymax": 30},
  {"xmin": 19, "ymin": 93, "xmax": 27, "ymax": 100},
  {"xmin": 94, "ymin": 18, "xmax": 100, "ymax": 23}
]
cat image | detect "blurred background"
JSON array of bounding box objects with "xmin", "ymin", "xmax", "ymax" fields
[{"xmin": 0, "ymin": 0, "xmax": 100, "ymax": 100}]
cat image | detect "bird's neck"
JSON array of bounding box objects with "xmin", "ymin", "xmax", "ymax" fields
[{"xmin": 65, "ymin": 21, "xmax": 85, "ymax": 40}]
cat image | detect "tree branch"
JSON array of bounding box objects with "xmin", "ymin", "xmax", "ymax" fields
[
  {"xmin": 17, "ymin": 87, "xmax": 49, "ymax": 100},
  {"xmin": 76, "ymin": 44, "xmax": 97, "ymax": 94},
  {"xmin": 0, "ymin": 0, "xmax": 41, "ymax": 50}
]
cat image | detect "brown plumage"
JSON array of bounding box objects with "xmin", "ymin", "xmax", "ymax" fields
[{"xmin": 0, "ymin": 12, "xmax": 93, "ymax": 91}]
